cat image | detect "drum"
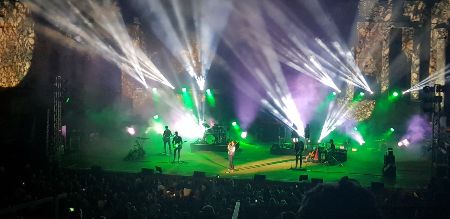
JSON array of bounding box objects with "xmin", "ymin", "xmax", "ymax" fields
[{"xmin": 205, "ymin": 134, "xmax": 216, "ymax": 144}]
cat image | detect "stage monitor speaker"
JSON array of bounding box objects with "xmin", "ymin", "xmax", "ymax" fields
[
  {"xmin": 311, "ymin": 178, "xmax": 323, "ymax": 185},
  {"xmin": 193, "ymin": 171, "xmax": 206, "ymax": 178},
  {"xmin": 254, "ymin": 174, "xmax": 266, "ymax": 182},
  {"xmin": 299, "ymin": 175, "xmax": 308, "ymax": 181},
  {"xmin": 155, "ymin": 166, "xmax": 163, "ymax": 174},
  {"xmin": 371, "ymin": 182, "xmax": 384, "ymax": 192},
  {"xmin": 141, "ymin": 168, "xmax": 154, "ymax": 175}
]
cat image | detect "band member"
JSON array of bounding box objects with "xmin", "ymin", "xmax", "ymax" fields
[
  {"xmin": 172, "ymin": 131, "xmax": 183, "ymax": 163},
  {"xmin": 330, "ymin": 139, "xmax": 336, "ymax": 150},
  {"xmin": 291, "ymin": 124, "xmax": 299, "ymax": 143},
  {"xmin": 163, "ymin": 126, "xmax": 172, "ymax": 154},
  {"xmin": 291, "ymin": 125, "xmax": 304, "ymax": 168},
  {"xmin": 227, "ymin": 140, "xmax": 237, "ymax": 171},
  {"xmin": 295, "ymin": 140, "xmax": 305, "ymax": 168}
]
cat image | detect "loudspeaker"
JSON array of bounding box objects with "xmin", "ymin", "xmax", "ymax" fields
[
  {"xmin": 254, "ymin": 174, "xmax": 266, "ymax": 182},
  {"xmin": 299, "ymin": 175, "xmax": 308, "ymax": 181},
  {"xmin": 311, "ymin": 178, "xmax": 323, "ymax": 185},
  {"xmin": 155, "ymin": 166, "xmax": 163, "ymax": 174},
  {"xmin": 141, "ymin": 168, "xmax": 154, "ymax": 175},
  {"xmin": 193, "ymin": 171, "xmax": 206, "ymax": 178}
]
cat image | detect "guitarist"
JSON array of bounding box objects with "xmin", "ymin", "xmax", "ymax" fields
[
  {"xmin": 172, "ymin": 131, "xmax": 183, "ymax": 163},
  {"xmin": 163, "ymin": 126, "xmax": 172, "ymax": 155},
  {"xmin": 292, "ymin": 125, "xmax": 304, "ymax": 168}
]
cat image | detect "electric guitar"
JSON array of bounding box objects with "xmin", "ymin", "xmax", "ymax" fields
[
  {"xmin": 174, "ymin": 141, "xmax": 187, "ymax": 149},
  {"xmin": 163, "ymin": 132, "xmax": 172, "ymax": 141}
]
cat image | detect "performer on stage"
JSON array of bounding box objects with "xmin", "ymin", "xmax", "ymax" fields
[
  {"xmin": 172, "ymin": 131, "xmax": 183, "ymax": 163},
  {"xmin": 291, "ymin": 125, "xmax": 304, "ymax": 168},
  {"xmin": 163, "ymin": 126, "xmax": 172, "ymax": 155},
  {"xmin": 227, "ymin": 140, "xmax": 237, "ymax": 172},
  {"xmin": 329, "ymin": 139, "xmax": 336, "ymax": 150},
  {"xmin": 295, "ymin": 140, "xmax": 305, "ymax": 168}
]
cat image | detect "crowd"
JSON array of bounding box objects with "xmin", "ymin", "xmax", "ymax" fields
[{"xmin": 1, "ymin": 164, "xmax": 449, "ymax": 219}]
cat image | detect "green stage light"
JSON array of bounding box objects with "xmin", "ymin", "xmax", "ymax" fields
[
  {"xmin": 153, "ymin": 115, "xmax": 159, "ymax": 120},
  {"xmin": 65, "ymin": 97, "xmax": 70, "ymax": 103},
  {"xmin": 241, "ymin": 131, "xmax": 248, "ymax": 139},
  {"xmin": 182, "ymin": 87, "xmax": 187, "ymax": 92},
  {"xmin": 393, "ymin": 91, "xmax": 399, "ymax": 97},
  {"xmin": 152, "ymin": 88, "xmax": 157, "ymax": 93},
  {"xmin": 390, "ymin": 128, "xmax": 395, "ymax": 132},
  {"xmin": 232, "ymin": 121, "xmax": 237, "ymax": 126},
  {"xmin": 353, "ymin": 127, "xmax": 358, "ymax": 131},
  {"xmin": 332, "ymin": 91, "xmax": 337, "ymax": 96},
  {"xmin": 359, "ymin": 92, "xmax": 365, "ymax": 97},
  {"xmin": 206, "ymin": 89, "xmax": 212, "ymax": 95}
]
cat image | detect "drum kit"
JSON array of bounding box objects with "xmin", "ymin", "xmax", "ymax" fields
[{"xmin": 202, "ymin": 123, "xmax": 227, "ymax": 144}]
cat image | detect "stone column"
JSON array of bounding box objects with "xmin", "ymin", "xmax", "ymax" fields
[
  {"xmin": 402, "ymin": 27, "xmax": 421, "ymax": 100},
  {"xmin": 429, "ymin": 1, "xmax": 448, "ymax": 85},
  {"xmin": 380, "ymin": 25, "xmax": 391, "ymax": 92},
  {"xmin": 429, "ymin": 27, "xmax": 448, "ymax": 84}
]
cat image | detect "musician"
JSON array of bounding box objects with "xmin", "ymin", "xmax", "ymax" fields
[
  {"xmin": 294, "ymin": 139, "xmax": 305, "ymax": 169},
  {"xmin": 163, "ymin": 126, "xmax": 172, "ymax": 155},
  {"xmin": 172, "ymin": 131, "xmax": 183, "ymax": 163},
  {"xmin": 227, "ymin": 140, "xmax": 237, "ymax": 171},
  {"xmin": 329, "ymin": 139, "xmax": 336, "ymax": 150},
  {"xmin": 291, "ymin": 125, "xmax": 304, "ymax": 168}
]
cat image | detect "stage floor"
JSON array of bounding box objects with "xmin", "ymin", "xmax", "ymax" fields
[{"xmin": 62, "ymin": 137, "xmax": 432, "ymax": 189}]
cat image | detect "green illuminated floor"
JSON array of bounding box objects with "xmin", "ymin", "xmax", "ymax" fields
[{"xmin": 62, "ymin": 136, "xmax": 431, "ymax": 189}]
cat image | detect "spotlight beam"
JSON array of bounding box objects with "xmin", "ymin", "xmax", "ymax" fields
[
  {"xmin": 261, "ymin": 0, "xmax": 373, "ymax": 94},
  {"xmin": 224, "ymin": 0, "xmax": 305, "ymax": 136},
  {"xmin": 319, "ymin": 100, "xmax": 351, "ymax": 142},
  {"xmin": 25, "ymin": 0, "xmax": 174, "ymax": 89},
  {"xmin": 143, "ymin": 0, "xmax": 232, "ymax": 90},
  {"xmin": 402, "ymin": 66, "xmax": 450, "ymax": 94}
]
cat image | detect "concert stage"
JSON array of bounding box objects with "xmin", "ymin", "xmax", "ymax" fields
[
  {"xmin": 190, "ymin": 143, "xmax": 228, "ymax": 152},
  {"xmin": 62, "ymin": 136, "xmax": 432, "ymax": 189}
]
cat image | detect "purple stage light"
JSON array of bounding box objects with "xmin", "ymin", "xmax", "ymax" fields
[
  {"xmin": 401, "ymin": 115, "xmax": 432, "ymax": 145},
  {"xmin": 288, "ymin": 74, "xmax": 327, "ymax": 125}
]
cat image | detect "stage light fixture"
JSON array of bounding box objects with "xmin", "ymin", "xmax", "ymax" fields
[
  {"xmin": 353, "ymin": 127, "xmax": 358, "ymax": 131},
  {"xmin": 392, "ymin": 91, "xmax": 399, "ymax": 97},
  {"xmin": 332, "ymin": 91, "xmax": 337, "ymax": 96},
  {"xmin": 153, "ymin": 123, "xmax": 164, "ymax": 135},
  {"xmin": 182, "ymin": 87, "xmax": 187, "ymax": 92},
  {"xmin": 241, "ymin": 131, "xmax": 248, "ymax": 139},
  {"xmin": 232, "ymin": 121, "xmax": 237, "ymax": 126},
  {"xmin": 152, "ymin": 88, "xmax": 157, "ymax": 93},
  {"xmin": 206, "ymin": 89, "xmax": 212, "ymax": 95},
  {"xmin": 153, "ymin": 115, "xmax": 159, "ymax": 120},
  {"xmin": 359, "ymin": 92, "xmax": 365, "ymax": 97},
  {"xmin": 390, "ymin": 128, "xmax": 395, "ymax": 132},
  {"xmin": 126, "ymin": 127, "xmax": 136, "ymax": 136}
]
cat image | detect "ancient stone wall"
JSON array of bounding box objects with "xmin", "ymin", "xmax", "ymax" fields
[
  {"xmin": 357, "ymin": 0, "xmax": 449, "ymax": 103},
  {"xmin": 0, "ymin": 1, "xmax": 34, "ymax": 88}
]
